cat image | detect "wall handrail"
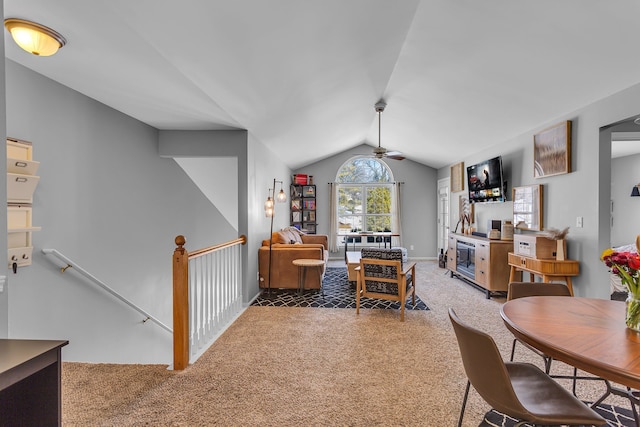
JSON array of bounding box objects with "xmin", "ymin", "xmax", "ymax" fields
[
  {"xmin": 41, "ymin": 248, "xmax": 172, "ymax": 334},
  {"xmin": 188, "ymin": 235, "xmax": 247, "ymax": 259}
]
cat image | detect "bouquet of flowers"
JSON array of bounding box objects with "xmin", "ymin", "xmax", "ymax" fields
[
  {"xmin": 601, "ymin": 235, "xmax": 640, "ymax": 330},
  {"xmin": 600, "ymin": 248, "xmax": 640, "ymax": 296}
]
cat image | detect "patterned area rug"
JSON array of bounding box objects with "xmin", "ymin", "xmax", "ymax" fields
[
  {"xmin": 251, "ymin": 267, "xmax": 429, "ymax": 310},
  {"xmin": 481, "ymin": 403, "xmax": 636, "ymax": 427}
]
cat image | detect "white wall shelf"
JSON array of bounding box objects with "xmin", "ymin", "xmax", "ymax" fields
[{"xmin": 7, "ymin": 138, "xmax": 40, "ymax": 271}]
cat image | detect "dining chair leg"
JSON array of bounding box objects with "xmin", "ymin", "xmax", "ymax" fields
[
  {"xmin": 457, "ymin": 380, "xmax": 470, "ymax": 427},
  {"xmin": 626, "ymin": 387, "xmax": 640, "ymax": 426},
  {"xmin": 355, "ymin": 270, "xmax": 361, "ymax": 315},
  {"xmin": 509, "ymin": 338, "xmax": 517, "ymax": 361}
]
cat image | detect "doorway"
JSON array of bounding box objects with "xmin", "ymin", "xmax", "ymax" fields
[{"xmin": 437, "ymin": 178, "xmax": 450, "ymax": 254}]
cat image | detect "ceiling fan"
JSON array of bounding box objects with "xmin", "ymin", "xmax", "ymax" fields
[{"xmin": 371, "ymin": 100, "xmax": 405, "ymax": 160}]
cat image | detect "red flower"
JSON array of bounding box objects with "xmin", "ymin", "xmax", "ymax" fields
[{"xmin": 601, "ymin": 248, "xmax": 640, "ymax": 295}]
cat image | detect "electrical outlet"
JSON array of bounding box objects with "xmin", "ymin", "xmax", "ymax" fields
[
  {"xmin": 576, "ymin": 216, "xmax": 583, "ymax": 228},
  {"xmin": 410, "ymin": 245, "xmax": 414, "ymax": 250}
]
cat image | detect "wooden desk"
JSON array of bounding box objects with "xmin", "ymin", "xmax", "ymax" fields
[
  {"xmin": 508, "ymin": 252, "xmax": 579, "ymax": 295},
  {"xmin": 0, "ymin": 339, "xmax": 69, "ymax": 426},
  {"xmin": 501, "ymin": 296, "xmax": 640, "ymax": 390}
]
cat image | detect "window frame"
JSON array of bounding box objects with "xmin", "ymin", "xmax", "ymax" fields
[{"xmin": 334, "ymin": 156, "xmax": 395, "ymax": 239}]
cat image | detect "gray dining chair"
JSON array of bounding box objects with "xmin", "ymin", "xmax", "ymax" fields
[{"xmin": 449, "ymin": 308, "xmax": 606, "ymax": 427}]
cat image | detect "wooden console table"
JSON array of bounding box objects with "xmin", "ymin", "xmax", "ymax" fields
[
  {"xmin": 508, "ymin": 252, "xmax": 579, "ymax": 295},
  {"xmin": 0, "ymin": 339, "xmax": 69, "ymax": 426}
]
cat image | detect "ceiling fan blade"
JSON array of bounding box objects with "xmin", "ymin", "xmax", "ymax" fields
[{"xmin": 385, "ymin": 151, "xmax": 405, "ymax": 160}]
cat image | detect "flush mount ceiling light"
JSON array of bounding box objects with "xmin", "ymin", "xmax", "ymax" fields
[{"xmin": 4, "ymin": 18, "xmax": 66, "ymax": 56}]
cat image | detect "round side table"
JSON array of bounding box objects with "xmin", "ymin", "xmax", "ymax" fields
[{"xmin": 292, "ymin": 259, "xmax": 325, "ymax": 297}]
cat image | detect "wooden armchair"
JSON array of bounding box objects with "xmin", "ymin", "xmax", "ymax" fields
[{"xmin": 356, "ymin": 248, "xmax": 416, "ymax": 321}]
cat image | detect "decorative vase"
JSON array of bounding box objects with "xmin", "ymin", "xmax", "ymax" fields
[
  {"xmin": 556, "ymin": 239, "xmax": 566, "ymax": 261},
  {"xmin": 626, "ymin": 292, "xmax": 640, "ymax": 332}
]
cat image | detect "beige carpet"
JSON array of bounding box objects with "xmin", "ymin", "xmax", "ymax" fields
[{"xmin": 62, "ymin": 261, "xmax": 629, "ymax": 426}]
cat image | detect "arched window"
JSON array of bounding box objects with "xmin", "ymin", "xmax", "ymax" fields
[{"xmin": 334, "ymin": 157, "xmax": 396, "ymax": 247}]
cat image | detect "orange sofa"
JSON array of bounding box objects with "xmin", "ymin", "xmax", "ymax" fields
[{"xmin": 258, "ymin": 228, "xmax": 329, "ymax": 290}]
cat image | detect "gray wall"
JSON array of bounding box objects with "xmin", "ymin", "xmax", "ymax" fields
[
  {"xmin": 158, "ymin": 130, "xmax": 250, "ymax": 301},
  {"xmin": 611, "ymin": 152, "xmax": 640, "ymax": 247},
  {"xmin": 5, "ymin": 60, "xmax": 237, "ymax": 363},
  {"xmin": 157, "ymin": 129, "xmax": 292, "ymax": 303},
  {"xmin": 296, "ymin": 144, "xmax": 438, "ymax": 259},
  {"xmin": 438, "ymin": 81, "xmax": 640, "ymax": 299},
  {"xmin": 247, "ymin": 133, "xmax": 292, "ymax": 298}
]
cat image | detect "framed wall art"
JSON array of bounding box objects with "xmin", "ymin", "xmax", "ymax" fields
[
  {"xmin": 450, "ymin": 162, "xmax": 464, "ymax": 192},
  {"xmin": 512, "ymin": 184, "xmax": 543, "ymax": 231},
  {"xmin": 533, "ymin": 120, "xmax": 572, "ymax": 178}
]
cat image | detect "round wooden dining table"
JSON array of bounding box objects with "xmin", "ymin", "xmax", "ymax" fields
[{"xmin": 501, "ymin": 296, "xmax": 640, "ymax": 390}]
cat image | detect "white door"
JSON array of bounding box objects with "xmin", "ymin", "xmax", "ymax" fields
[{"xmin": 437, "ymin": 178, "xmax": 450, "ymax": 254}]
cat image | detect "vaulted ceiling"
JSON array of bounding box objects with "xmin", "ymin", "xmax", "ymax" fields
[{"xmin": 5, "ymin": 1, "xmax": 640, "ymax": 169}]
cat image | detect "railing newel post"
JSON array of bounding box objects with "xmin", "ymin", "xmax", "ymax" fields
[{"xmin": 173, "ymin": 235, "xmax": 189, "ymax": 371}]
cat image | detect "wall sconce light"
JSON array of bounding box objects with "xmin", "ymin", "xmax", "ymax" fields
[
  {"xmin": 632, "ymin": 184, "xmax": 640, "ymax": 197},
  {"xmin": 4, "ymin": 18, "xmax": 67, "ymax": 56},
  {"xmin": 265, "ymin": 179, "xmax": 287, "ymax": 295}
]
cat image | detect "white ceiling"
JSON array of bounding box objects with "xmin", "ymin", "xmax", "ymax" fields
[
  {"xmin": 611, "ymin": 132, "xmax": 640, "ymax": 159},
  {"xmin": 5, "ymin": 1, "xmax": 640, "ymax": 169}
]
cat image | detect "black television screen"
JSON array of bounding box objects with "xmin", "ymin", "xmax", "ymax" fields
[{"xmin": 467, "ymin": 156, "xmax": 505, "ymax": 203}]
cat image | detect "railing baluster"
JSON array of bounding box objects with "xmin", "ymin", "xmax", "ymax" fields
[{"xmin": 172, "ymin": 235, "xmax": 246, "ymax": 370}]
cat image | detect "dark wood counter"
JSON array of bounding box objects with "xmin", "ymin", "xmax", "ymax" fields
[{"xmin": 0, "ymin": 339, "xmax": 69, "ymax": 426}]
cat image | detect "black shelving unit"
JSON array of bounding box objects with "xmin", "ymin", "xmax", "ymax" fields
[{"xmin": 290, "ymin": 184, "xmax": 316, "ymax": 233}]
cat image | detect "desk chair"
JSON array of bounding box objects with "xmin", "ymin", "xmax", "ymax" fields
[
  {"xmin": 356, "ymin": 248, "xmax": 415, "ymax": 321},
  {"xmin": 448, "ymin": 308, "xmax": 606, "ymax": 427}
]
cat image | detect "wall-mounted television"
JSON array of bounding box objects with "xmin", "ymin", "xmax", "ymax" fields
[{"xmin": 467, "ymin": 156, "xmax": 506, "ymax": 203}]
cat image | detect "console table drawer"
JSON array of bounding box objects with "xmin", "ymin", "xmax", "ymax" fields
[
  {"xmin": 508, "ymin": 252, "xmax": 579, "ymax": 295},
  {"xmin": 475, "ymin": 243, "xmax": 490, "ymax": 285}
]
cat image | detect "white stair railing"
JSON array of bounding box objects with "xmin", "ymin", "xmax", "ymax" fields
[
  {"xmin": 172, "ymin": 235, "xmax": 246, "ymax": 370},
  {"xmin": 42, "ymin": 248, "xmax": 172, "ymax": 333}
]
